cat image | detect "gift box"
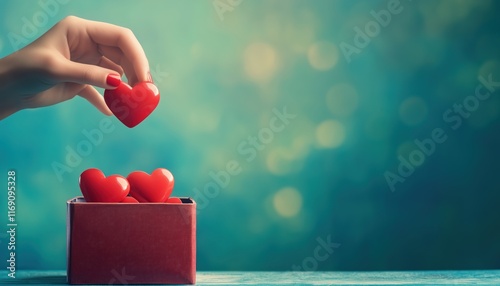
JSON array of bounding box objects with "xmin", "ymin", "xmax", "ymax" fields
[{"xmin": 67, "ymin": 196, "xmax": 196, "ymax": 284}]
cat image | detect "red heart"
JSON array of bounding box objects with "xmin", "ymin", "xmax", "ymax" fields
[
  {"xmin": 121, "ymin": 196, "xmax": 139, "ymax": 203},
  {"xmin": 166, "ymin": 197, "xmax": 182, "ymax": 204},
  {"xmin": 128, "ymin": 168, "xmax": 174, "ymax": 202},
  {"xmin": 104, "ymin": 81, "xmax": 160, "ymax": 128},
  {"xmin": 79, "ymin": 168, "xmax": 129, "ymax": 202}
]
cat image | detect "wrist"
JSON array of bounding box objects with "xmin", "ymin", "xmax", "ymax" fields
[{"xmin": 0, "ymin": 54, "xmax": 22, "ymax": 120}]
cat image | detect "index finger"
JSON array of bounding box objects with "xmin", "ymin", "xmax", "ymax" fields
[{"xmin": 80, "ymin": 18, "xmax": 150, "ymax": 83}]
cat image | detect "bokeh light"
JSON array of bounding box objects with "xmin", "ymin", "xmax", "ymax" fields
[
  {"xmin": 273, "ymin": 187, "xmax": 303, "ymax": 218},
  {"xmin": 315, "ymin": 120, "xmax": 345, "ymax": 149},
  {"xmin": 307, "ymin": 41, "xmax": 339, "ymax": 71},
  {"xmin": 244, "ymin": 42, "xmax": 278, "ymax": 83}
]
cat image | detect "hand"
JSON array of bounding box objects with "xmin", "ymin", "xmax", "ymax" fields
[{"xmin": 0, "ymin": 16, "xmax": 151, "ymax": 120}]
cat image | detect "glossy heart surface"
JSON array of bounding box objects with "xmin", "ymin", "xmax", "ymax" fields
[
  {"xmin": 128, "ymin": 168, "xmax": 174, "ymax": 202},
  {"xmin": 121, "ymin": 196, "xmax": 139, "ymax": 203},
  {"xmin": 166, "ymin": 197, "xmax": 182, "ymax": 204},
  {"xmin": 104, "ymin": 81, "xmax": 160, "ymax": 128},
  {"xmin": 79, "ymin": 168, "xmax": 129, "ymax": 202}
]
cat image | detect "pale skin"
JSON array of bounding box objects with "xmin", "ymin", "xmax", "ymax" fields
[{"xmin": 0, "ymin": 16, "xmax": 151, "ymax": 120}]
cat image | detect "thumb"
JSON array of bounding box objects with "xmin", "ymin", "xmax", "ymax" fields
[{"xmin": 54, "ymin": 59, "xmax": 121, "ymax": 89}]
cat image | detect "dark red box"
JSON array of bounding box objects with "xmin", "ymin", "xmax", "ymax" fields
[{"xmin": 67, "ymin": 197, "xmax": 196, "ymax": 284}]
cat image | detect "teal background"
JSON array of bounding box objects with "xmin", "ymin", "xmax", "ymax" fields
[{"xmin": 1, "ymin": 0, "xmax": 500, "ymax": 271}]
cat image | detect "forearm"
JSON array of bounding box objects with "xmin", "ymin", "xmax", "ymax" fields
[{"xmin": 0, "ymin": 54, "xmax": 21, "ymax": 120}]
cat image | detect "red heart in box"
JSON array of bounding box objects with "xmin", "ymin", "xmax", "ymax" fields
[
  {"xmin": 79, "ymin": 168, "xmax": 129, "ymax": 202},
  {"xmin": 166, "ymin": 197, "xmax": 182, "ymax": 204},
  {"xmin": 121, "ymin": 196, "xmax": 139, "ymax": 203},
  {"xmin": 128, "ymin": 168, "xmax": 175, "ymax": 202},
  {"xmin": 104, "ymin": 81, "xmax": 160, "ymax": 128}
]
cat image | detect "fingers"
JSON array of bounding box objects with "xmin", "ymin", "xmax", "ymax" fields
[
  {"xmin": 78, "ymin": 85, "xmax": 113, "ymax": 116},
  {"xmin": 80, "ymin": 18, "xmax": 150, "ymax": 83},
  {"xmin": 50, "ymin": 16, "xmax": 149, "ymax": 87},
  {"xmin": 98, "ymin": 56, "xmax": 124, "ymax": 76},
  {"xmin": 98, "ymin": 45, "xmax": 138, "ymax": 84},
  {"xmin": 33, "ymin": 82, "xmax": 113, "ymax": 116},
  {"xmin": 56, "ymin": 59, "xmax": 121, "ymax": 90}
]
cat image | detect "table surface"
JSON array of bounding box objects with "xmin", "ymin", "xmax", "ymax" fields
[{"xmin": 2, "ymin": 270, "xmax": 500, "ymax": 285}]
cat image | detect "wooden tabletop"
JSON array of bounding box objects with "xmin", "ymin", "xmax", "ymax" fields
[{"xmin": 2, "ymin": 270, "xmax": 500, "ymax": 285}]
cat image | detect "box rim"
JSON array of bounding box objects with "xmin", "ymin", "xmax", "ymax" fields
[{"xmin": 67, "ymin": 196, "xmax": 196, "ymax": 205}]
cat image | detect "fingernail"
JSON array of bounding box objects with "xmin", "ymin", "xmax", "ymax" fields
[
  {"xmin": 147, "ymin": 71, "xmax": 153, "ymax": 83},
  {"xmin": 106, "ymin": 74, "xmax": 121, "ymax": 87}
]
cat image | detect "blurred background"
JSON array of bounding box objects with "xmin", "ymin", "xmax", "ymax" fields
[{"xmin": 1, "ymin": 0, "xmax": 500, "ymax": 271}]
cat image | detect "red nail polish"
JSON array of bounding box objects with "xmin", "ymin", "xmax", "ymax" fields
[{"xmin": 106, "ymin": 74, "xmax": 121, "ymax": 87}]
